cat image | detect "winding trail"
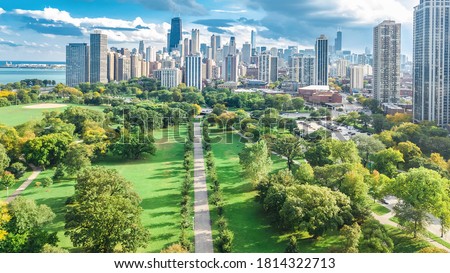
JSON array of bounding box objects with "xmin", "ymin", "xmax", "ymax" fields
[
  {"xmin": 193, "ymin": 122, "xmax": 214, "ymax": 253},
  {"xmin": 5, "ymin": 164, "xmax": 42, "ymax": 203}
]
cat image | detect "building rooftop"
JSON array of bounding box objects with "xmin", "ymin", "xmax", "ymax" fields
[{"xmin": 299, "ymin": 85, "xmax": 330, "ymax": 91}]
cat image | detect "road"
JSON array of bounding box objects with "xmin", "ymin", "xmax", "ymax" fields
[
  {"xmin": 5, "ymin": 164, "xmax": 42, "ymax": 203},
  {"xmin": 193, "ymin": 122, "xmax": 214, "ymax": 253}
]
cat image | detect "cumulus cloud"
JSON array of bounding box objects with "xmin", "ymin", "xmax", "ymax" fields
[
  {"xmin": 0, "ymin": 8, "xmax": 5, "ymax": 15},
  {"xmin": 12, "ymin": 8, "xmax": 171, "ymax": 43},
  {"xmin": 127, "ymin": 0, "xmax": 207, "ymax": 16}
]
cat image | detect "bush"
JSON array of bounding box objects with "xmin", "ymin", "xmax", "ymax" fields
[
  {"xmin": 35, "ymin": 182, "xmax": 42, "ymax": 187},
  {"xmin": 215, "ymin": 229, "xmax": 234, "ymax": 253},
  {"xmin": 160, "ymin": 244, "xmax": 188, "ymax": 253},
  {"xmin": 53, "ymin": 164, "xmax": 66, "ymax": 180},
  {"xmin": 7, "ymin": 162, "xmax": 27, "ymax": 179},
  {"xmin": 42, "ymin": 177, "xmax": 53, "ymax": 188}
]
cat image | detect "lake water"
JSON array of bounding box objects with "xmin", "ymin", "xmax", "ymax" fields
[
  {"xmin": 0, "ymin": 68, "xmax": 66, "ymax": 85},
  {"xmin": 0, "ymin": 61, "xmax": 66, "ymax": 85}
]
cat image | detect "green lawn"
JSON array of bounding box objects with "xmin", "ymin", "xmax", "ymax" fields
[
  {"xmin": 208, "ymin": 129, "xmax": 293, "ymax": 253},
  {"xmin": 370, "ymin": 202, "xmax": 391, "ymax": 216},
  {"xmin": 18, "ymin": 126, "xmax": 188, "ymax": 253},
  {"xmin": 0, "ymin": 103, "xmax": 106, "ymax": 127},
  {"xmin": 386, "ymin": 226, "xmax": 433, "ymax": 253}
]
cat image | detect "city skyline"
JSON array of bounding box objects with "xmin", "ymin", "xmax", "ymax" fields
[{"xmin": 0, "ymin": 1, "xmax": 417, "ymax": 61}]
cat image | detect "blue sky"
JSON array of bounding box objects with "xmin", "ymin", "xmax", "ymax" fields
[{"xmin": 0, "ymin": 0, "xmax": 417, "ymax": 61}]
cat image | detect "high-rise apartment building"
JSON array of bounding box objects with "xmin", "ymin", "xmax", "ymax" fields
[
  {"xmin": 373, "ymin": 20, "xmax": 401, "ymax": 103},
  {"xmin": 350, "ymin": 65, "xmax": 364, "ymax": 90},
  {"xmin": 66, "ymin": 43, "xmax": 90, "ymax": 87},
  {"xmin": 299, "ymin": 55, "xmax": 315, "ymax": 87},
  {"xmin": 223, "ymin": 54, "xmax": 239, "ymax": 83},
  {"xmin": 210, "ymin": 35, "xmax": 217, "ymax": 61},
  {"xmin": 258, "ymin": 53, "xmax": 271, "ymax": 83},
  {"xmin": 413, "ymin": 0, "xmax": 450, "ymax": 126},
  {"xmin": 229, "ymin": 37, "xmax": 236, "ymax": 55},
  {"xmin": 139, "ymin": 40, "xmax": 145, "ymax": 59},
  {"xmin": 185, "ymin": 55, "xmax": 202, "ymax": 90},
  {"xmin": 146, "ymin": 46, "xmax": 156, "ymax": 62},
  {"xmin": 270, "ymin": 56, "xmax": 278, "ymax": 83},
  {"xmin": 336, "ymin": 59, "xmax": 349, "ymax": 78},
  {"xmin": 315, "ymin": 35, "xmax": 329, "ymax": 86},
  {"xmin": 169, "ymin": 17, "xmax": 182, "ymax": 52},
  {"xmin": 90, "ymin": 33, "xmax": 108, "ymax": 84},
  {"xmin": 154, "ymin": 68, "xmax": 182, "ymax": 89},
  {"xmin": 118, "ymin": 56, "xmax": 131, "ymax": 81}
]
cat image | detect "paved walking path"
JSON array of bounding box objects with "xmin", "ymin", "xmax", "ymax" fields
[
  {"xmin": 5, "ymin": 164, "xmax": 42, "ymax": 203},
  {"xmin": 372, "ymin": 196, "xmax": 450, "ymax": 252},
  {"xmin": 193, "ymin": 122, "xmax": 214, "ymax": 253}
]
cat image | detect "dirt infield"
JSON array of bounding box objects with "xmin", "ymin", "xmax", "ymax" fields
[{"xmin": 23, "ymin": 103, "xmax": 68, "ymax": 109}]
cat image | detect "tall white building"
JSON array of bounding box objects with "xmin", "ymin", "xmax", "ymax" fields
[
  {"xmin": 66, "ymin": 43, "xmax": 90, "ymax": 87},
  {"xmin": 185, "ymin": 55, "xmax": 202, "ymax": 90},
  {"xmin": 414, "ymin": 0, "xmax": 450, "ymax": 126},
  {"xmin": 242, "ymin": 42, "xmax": 251, "ymax": 64},
  {"xmin": 350, "ymin": 65, "xmax": 364, "ymax": 90},
  {"xmin": 299, "ymin": 55, "xmax": 315, "ymax": 87},
  {"xmin": 258, "ymin": 53, "xmax": 271, "ymax": 83},
  {"xmin": 289, "ymin": 57, "xmax": 300, "ymax": 82},
  {"xmin": 90, "ymin": 33, "xmax": 108, "ymax": 84},
  {"xmin": 373, "ymin": 20, "xmax": 401, "ymax": 103},
  {"xmin": 145, "ymin": 46, "xmax": 156, "ymax": 62},
  {"xmin": 336, "ymin": 59, "xmax": 349, "ymax": 78},
  {"xmin": 154, "ymin": 68, "xmax": 182, "ymax": 89},
  {"xmin": 191, "ymin": 29, "xmax": 200, "ymax": 55}
]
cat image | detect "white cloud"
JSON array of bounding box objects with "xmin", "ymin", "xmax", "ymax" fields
[
  {"xmin": 212, "ymin": 9, "xmax": 247, "ymax": 14},
  {"xmin": 13, "ymin": 7, "xmax": 171, "ymax": 44},
  {"xmin": 0, "ymin": 8, "xmax": 5, "ymax": 15},
  {"xmin": 313, "ymin": 0, "xmax": 413, "ymax": 25},
  {"xmin": 0, "ymin": 25, "xmax": 11, "ymax": 34}
]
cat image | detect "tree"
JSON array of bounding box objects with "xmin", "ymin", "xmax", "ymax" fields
[
  {"xmin": 366, "ymin": 171, "xmax": 391, "ymax": 202},
  {"xmin": 112, "ymin": 129, "xmax": 156, "ymax": 160},
  {"xmin": 370, "ymin": 148, "xmax": 404, "ymax": 177},
  {"xmin": 391, "ymin": 168, "xmax": 447, "ymax": 238},
  {"xmin": 339, "ymin": 223, "xmax": 361, "ymax": 253},
  {"xmin": 0, "ymin": 201, "xmax": 11, "ymax": 241},
  {"xmin": 0, "ymin": 144, "xmax": 10, "ymax": 174},
  {"xmin": 63, "ymin": 144, "xmax": 93, "ymax": 175},
  {"xmin": 396, "ymin": 141, "xmax": 422, "ymax": 166},
  {"xmin": 217, "ymin": 112, "xmax": 237, "ymax": 130},
  {"xmin": 7, "ymin": 162, "xmax": 27, "ymax": 179},
  {"xmin": 304, "ymin": 141, "xmax": 333, "ymax": 167},
  {"xmin": 352, "ymin": 135, "xmax": 385, "ymax": 167},
  {"xmin": 0, "ymin": 197, "xmax": 57, "ymax": 253},
  {"xmin": 23, "ymin": 132, "xmax": 72, "ymax": 168},
  {"xmin": 1, "ymin": 172, "xmax": 16, "ymax": 190},
  {"xmin": 285, "ymin": 236, "xmax": 298, "ymax": 253},
  {"xmin": 272, "ymin": 134, "xmax": 305, "ymax": 171},
  {"xmin": 340, "ymin": 170, "xmax": 371, "ymax": 221},
  {"xmin": 292, "ymin": 98, "xmax": 305, "ymax": 111},
  {"xmin": 279, "ymin": 184, "xmax": 352, "ymax": 238},
  {"xmin": 215, "ymin": 229, "xmax": 234, "ymax": 253},
  {"xmin": 359, "ymin": 218, "xmax": 394, "ymax": 253},
  {"xmin": 239, "ymin": 140, "xmax": 273, "ymax": 187},
  {"xmin": 347, "ymin": 96, "xmax": 355, "ymax": 104},
  {"xmin": 294, "ymin": 162, "xmax": 314, "ymax": 184},
  {"xmin": 65, "ymin": 167, "xmax": 149, "ymax": 252},
  {"xmin": 212, "ymin": 104, "xmax": 227, "ymax": 116},
  {"xmin": 329, "ymin": 139, "xmax": 361, "ymax": 164}
]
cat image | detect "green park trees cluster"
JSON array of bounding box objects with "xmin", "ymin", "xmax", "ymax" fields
[{"xmin": 202, "ymin": 122, "xmax": 234, "ymax": 253}]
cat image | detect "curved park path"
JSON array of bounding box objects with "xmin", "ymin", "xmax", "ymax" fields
[
  {"xmin": 5, "ymin": 164, "xmax": 42, "ymax": 203},
  {"xmin": 193, "ymin": 122, "xmax": 214, "ymax": 253}
]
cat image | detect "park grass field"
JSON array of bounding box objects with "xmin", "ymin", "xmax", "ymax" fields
[
  {"xmin": 17, "ymin": 126, "xmax": 188, "ymax": 253},
  {"xmin": 208, "ymin": 129, "xmax": 289, "ymax": 253},
  {"xmin": 0, "ymin": 103, "xmax": 106, "ymax": 127}
]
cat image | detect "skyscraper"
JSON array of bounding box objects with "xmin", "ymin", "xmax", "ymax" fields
[
  {"xmin": 258, "ymin": 53, "xmax": 271, "ymax": 83},
  {"xmin": 251, "ymin": 30, "xmax": 256, "ymax": 49},
  {"xmin": 335, "ymin": 29, "xmax": 342, "ymax": 52},
  {"xmin": 146, "ymin": 46, "xmax": 156, "ymax": 62},
  {"xmin": 169, "ymin": 17, "xmax": 182, "ymax": 52},
  {"xmin": 315, "ymin": 35, "xmax": 329, "ymax": 86},
  {"xmin": 191, "ymin": 29, "xmax": 200, "ymax": 55},
  {"xmin": 211, "ymin": 35, "xmax": 217, "ymax": 61},
  {"xmin": 90, "ymin": 32, "xmax": 108, "ymax": 84},
  {"xmin": 139, "ymin": 40, "xmax": 145, "ymax": 58},
  {"xmin": 229, "ymin": 37, "xmax": 236, "ymax": 55},
  {"xmin": 185, "ymin": 55, "xmax": 202, "ymax": 90},
  {"xmin": 373, "ymin": 20, "xmax": 401, "ymax": 103},
  {"xmin": 242, "ymin": 42, "xmax": 251, "ymax": 64},
  {"xmin": 350, "ymin": 65, "xmax": 364, "ymax": 90},
  {"xmin": 413, "ymin": 0, "xmax": 450, "ymax": 126},
  {"xmin": 223, "ymin": 54, "xmax": 239, "ymax": 83},
  {"xmin": 66, "ymin": 43, "xmax": 90, "ymax": 87},
  {"xmin": 270, "ymin": 56, "xmax": 279, "ymax": 83}
]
